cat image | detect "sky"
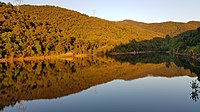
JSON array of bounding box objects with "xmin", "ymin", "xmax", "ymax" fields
[{"xmin": 1, "ymin": 0, "xmax": 200, "ymax": 23}]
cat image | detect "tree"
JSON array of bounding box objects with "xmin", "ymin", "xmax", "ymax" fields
[{"xmin": 197, "ymin": 27, "xmax": 200, "ymax": 33}]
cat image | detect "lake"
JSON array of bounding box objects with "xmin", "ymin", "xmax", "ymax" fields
[{"xmin": 1, "ymin": 53, "xmax": 200, "ymax": 112}]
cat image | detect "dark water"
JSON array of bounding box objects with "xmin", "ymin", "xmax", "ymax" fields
[{"xmin": 1, "ymin": 53, "xmax": 200, "ymax": 112}]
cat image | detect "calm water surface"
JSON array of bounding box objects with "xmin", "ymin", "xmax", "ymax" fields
[{"xmin": 1, "ymin": 53, "xmax": 200, "ymax": 112}]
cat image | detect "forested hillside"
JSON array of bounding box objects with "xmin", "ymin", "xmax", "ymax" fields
[
  {"xmin": 0, "ymin": 2, "xmax": 93, "ymax": 58},
  {"xmin": 20, "ymin": 5, "xmax": 162, "ymax": 43},
  {"xmin": 0, "ymin": 3, "xmax": 163, "ymax": 59},
  {"xmin": 0, "ymin": 2, "xmax": 200, "ymax": 59}
]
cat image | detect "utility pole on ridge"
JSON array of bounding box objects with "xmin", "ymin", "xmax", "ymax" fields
[
  {"xmin": 92, "ymin": 9, "xmax": 96, "ymax": 16},
  {"xmin": 13, "ymin": 0, "xmax": 23, "ymax": 11}
]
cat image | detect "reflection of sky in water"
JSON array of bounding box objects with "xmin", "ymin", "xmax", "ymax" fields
[{"xmin": 4, "ymin": 76, "xmax": 200, "ymax": 112}]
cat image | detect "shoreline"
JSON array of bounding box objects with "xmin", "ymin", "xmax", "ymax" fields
[
  {"xmin": 1, "ymin": 51, "xmax": 200, "ymax": 63},
  {"xmin": 0, "ymin": 53, "xmax": 90, "ymax": 63},
  {"xmin": 108, "ymin": 51, "xmax": 200, "ymax": 63},
  {"xmin": 108, "ymin": 51, "xmax": 168, "ymax": 55}
]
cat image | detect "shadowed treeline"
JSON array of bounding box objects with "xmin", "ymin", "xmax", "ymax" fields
[
  {"xmin": 109, "ymin": 27, "xmax": 200, "ymax": 57},
  {"xmin": 0, "ymin": 54, "xmax": 200, "ymax": 109}
]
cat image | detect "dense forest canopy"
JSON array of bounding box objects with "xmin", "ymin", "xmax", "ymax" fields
[
  {"xmin": 0, "ymin": 2, "xmax": 200, "ymax": 59},
  {"xmin": 169, "ymin": 28, "xmax": 200, "ymax": 54}
]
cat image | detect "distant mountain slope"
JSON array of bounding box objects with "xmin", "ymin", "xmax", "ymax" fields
[
  {"xmin": 20, "ymin": 5, "xmax": 162, "ymax": 43},
  {"xmin": 21, "ymin": 5, "xmax": 200, "ymax": 48},
  {"xmin": 120, "ymin": 20, "xmax": 200, "ymax": 37}
]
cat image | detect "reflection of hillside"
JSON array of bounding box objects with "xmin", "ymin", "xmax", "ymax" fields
[
  {"xmin": 110, "ymin": 53, "xmax": 200, "ymax": 77},
  {"xmin": 0, "ymin": 55, "xmax": 198, "ymax": 109}
]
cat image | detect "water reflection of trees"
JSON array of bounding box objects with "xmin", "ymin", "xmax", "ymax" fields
[
  {"xmin": 190, "ymin": 80, "xmax": 200, "ymax": 102},
  {"xmin": 1, "ymin": 53, "xmax": 200, "ymax": 109},
  {"xmin": 110, "ymin": 53, "xmax": 200, "ymax": 78},
  {"xmin": 18, "ymin": 101, "xmax": 26, "ymax": 112},
  {"xmin": 111, "ymin": 53, "xmax": 200, "ymax": 102},
  {"xmin": 0, "ymin": 57, "xmax": 113, "ymax": 109},
  {"xmin": 0, "ymin": 58, "xmax": 104, "ymax": 88}
]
